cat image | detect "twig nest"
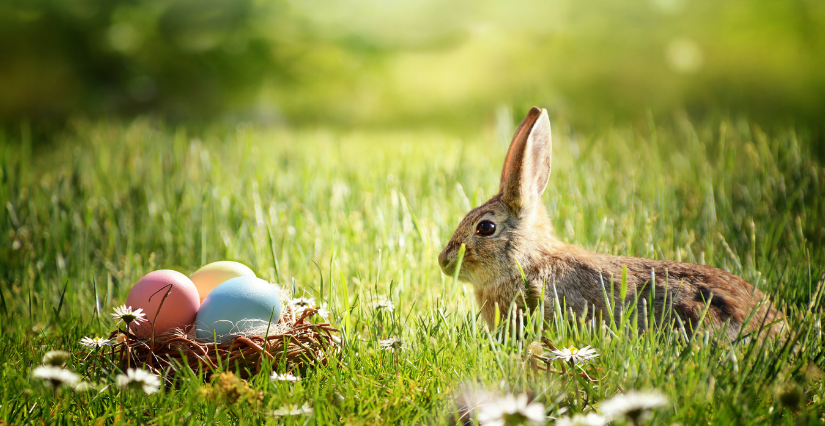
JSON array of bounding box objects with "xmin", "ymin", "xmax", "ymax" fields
[{"xmin": 108, "ymin": 306, "xmax": 340, "ymax": 380}]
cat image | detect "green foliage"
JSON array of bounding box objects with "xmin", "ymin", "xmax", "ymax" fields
[
  {"xmin": 0, "ymin": 0, "xmax": 303, "ymax": 119},
  {"xmin": 0, "ymin": 114, "xmax": 824, "ymax": 424},
  {"xmin": 2, "ymin": 0, "xmax": 825, "ymax": 128}
]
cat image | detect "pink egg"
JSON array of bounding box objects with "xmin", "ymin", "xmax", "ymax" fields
[{"xmin": 125, "ymin": 269, "xmax": 200, "ymax": 337}]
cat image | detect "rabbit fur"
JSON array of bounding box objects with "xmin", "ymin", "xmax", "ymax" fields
[{"xmin": 438, "ymin": 107, "xmax": 784, "ymax": 339}]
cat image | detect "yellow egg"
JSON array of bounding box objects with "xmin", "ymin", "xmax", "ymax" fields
[{"xmin": 190, "ymin": 261, "xmax": 256, "ymax": 302}]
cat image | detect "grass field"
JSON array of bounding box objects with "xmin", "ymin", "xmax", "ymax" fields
[{"xmin": 1, "ymin": 114, "xmax": 824, "ymax": 424}]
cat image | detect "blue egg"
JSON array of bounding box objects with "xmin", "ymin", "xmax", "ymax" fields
[{"xmin": 195, "ymin": 276, "xmax": 282, "ymax": 341}]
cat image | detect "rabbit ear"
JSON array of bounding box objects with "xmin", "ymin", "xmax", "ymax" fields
[{"xmin": 499, "ymin": 107, "xmax": 552, "ymax": 211}]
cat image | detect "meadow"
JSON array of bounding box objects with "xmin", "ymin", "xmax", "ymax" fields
[{"xmin": 1, "ymin": 113, "xmax": 824, "ymax": 424}]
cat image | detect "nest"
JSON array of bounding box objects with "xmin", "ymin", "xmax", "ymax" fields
[{"xmin": 103, "ymin": 307, "xmax": 340, "ymax": 380}]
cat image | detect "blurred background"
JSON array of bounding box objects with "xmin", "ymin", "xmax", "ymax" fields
[{"xmin": 1, "ymin": 0, "xmax": 823, "ymax": 131}]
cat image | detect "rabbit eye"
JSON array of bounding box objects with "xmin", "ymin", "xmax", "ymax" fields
[{"xmin": 476, "ymin": 220, "xmax": 496, "ymax": 236}]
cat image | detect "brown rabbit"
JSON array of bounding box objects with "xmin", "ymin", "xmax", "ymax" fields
[{"xmin": 438, "ymin": 107, "xmax": 784, "ymax": 339}]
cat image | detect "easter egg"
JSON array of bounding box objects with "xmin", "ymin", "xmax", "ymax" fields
[
  {"xmin": 125, "ymin": 269, "xmax": 200, "ymax": 337},
  {"xmin": 195, "ymin": 276, "xmax": 282, "ymax": 341},
  {"xmin": 190, "ymin": 261, "xmax": 256, "ymax": 302}
]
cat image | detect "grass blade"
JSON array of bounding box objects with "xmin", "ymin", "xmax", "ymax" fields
[{"xmin": 450, "ymin": 243, "xmax": 466, "ymax": 299}]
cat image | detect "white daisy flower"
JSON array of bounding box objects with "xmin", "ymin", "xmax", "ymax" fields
[
  {"xmin": 32, "ymin": 366, "xmax": 80, "ymax": 390},
  {"xmin": 599, "ymin": 390, "xmax": 668, "ymax": 424},
  {"xmin": 371, "ymin": 298, "xmax": 395, "ymax": 312},
  {"xmin": 116, "ymin": 368, "xmax": 161, "ymax": 394},
  {"xmin": 42, "ymin": 350, "xmax": 71, "ymax": 367},
  {"xmin": 271, "ymin": 402, "xmax": 313, "ymax": 417},
  {"xmin": 476, "ymin": 393, "xmax": 545, "ymax": 426},
  {"xmin": 74, "ymin": 381, "xmax": 100, "ymax": 392},
  {"xmin": 526, "ymin": 341, "xmax": 545, "ymax": 357},
  {"xmin": 379, "ymin": 337, "xmax": 404, "ymax": 352},
  {"xmin": 315, "ymin": 303, "xmax": 331, "ymax": 320},
  {"xmin": 555, "ymin": 412, "xmax": 608, "ymax": 426},
  {"xmin": 548, "ymin": 345, "xmax": 599, "ymax": 365},
  {"xmin": 80, "ymin": 336, "xmax": 112, "ymax": 349},
  {"xmin": 271, "ymin": 372, "xmax": 301, "ymax": 382},
  {"xmin": 455, "ymin": 387, "xmax": 497, "ymax": 424},
  {"xmin": 111, "ymin": 305, "xmax": 147, "ymax": 326},
  {"xmin": 289, "ymin": 297, "xmax": 316, "ymax": 315}
]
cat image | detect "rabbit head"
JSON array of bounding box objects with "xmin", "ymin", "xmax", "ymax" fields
[{"xmin": 438, "ymin": 107, "xmax": 559, "ymax": 290}]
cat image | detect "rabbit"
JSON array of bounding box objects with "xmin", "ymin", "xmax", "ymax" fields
[{"xmin": 438, "ymin": 107, "xmax": 784, "ymax": 339}]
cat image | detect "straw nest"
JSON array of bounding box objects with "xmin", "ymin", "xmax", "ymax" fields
[{"xmin": 103, "ymin": 306, "xmax": 340, "ymax": 380}]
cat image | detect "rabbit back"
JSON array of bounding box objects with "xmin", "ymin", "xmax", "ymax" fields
[{"xmin": 520, "ymin": 248, "xmax": 785, "ymax": 339}]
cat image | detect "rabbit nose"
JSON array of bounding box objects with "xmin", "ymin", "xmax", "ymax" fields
[{"xmin": 438, "ymin": 251, "xmax": 450, "ymax": 269}]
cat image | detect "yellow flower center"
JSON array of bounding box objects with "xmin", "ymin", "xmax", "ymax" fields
[{"xmin": 570, "ymin": 346, "xmax": 579, "ymax": 355}]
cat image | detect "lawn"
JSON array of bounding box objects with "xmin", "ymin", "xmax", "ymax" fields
[{"xmin": 1, "ymin": 114, "xmax": 823, "ymax": 424}]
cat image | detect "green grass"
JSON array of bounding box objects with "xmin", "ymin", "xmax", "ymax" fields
[{"xmin": 1, "ymin": 114, "xmax": 823, "ymax": 424}]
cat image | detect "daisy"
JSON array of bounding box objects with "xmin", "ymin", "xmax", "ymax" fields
[
  {"xmin": 111, "ymin": 305, "xmax": 147, "ymax": 326},
  {"xmin": 289, "ymin": 297, "xmax": 316, "ymax": 315},
  {"xmin": 379, "ymin": 337, "xmax": 405, "ymax": 352},
  {"xmin": 271, "ymin": 402, "xmax": 313, "ymax": 417},
  {"xmin": 455, "ymin": 387, "xmax": 496, "ymax": 424},
  {"xmin": 32, "ymin": 366, "xmax": 80, "ymax": 390},
  {"xmin": 599, "ymin": 390, "xmax": 668, "ymax": 425},
  {"xmin": 80, "ymin": 336, "xmax": 112, "ymax": 349},
  {"xmin": 526, "ymin": 341, "xmax": 545, "ymax": 357},
  {"xmin": 476, "ymin": 393, "xmax": 545, "ymax": 426},
  {"xmin": 548, "ymin": 346, "xmax": 599, "ymax": 365},
  {"xmin": 554, "ymin": 412, "xmax": 608, "ymax": 426},
  {"xmin": 315, "ymin": 303, "xmax": 331, "ymax": 320},
  {"xmin": 371, "ymin": 298, "xmax": 395, "ymax": 312},
  {"xmin": 74, "ymin": 381, "xmax": 100, "ymax": 392},
  {"xmin": 42, "ymin": 350, "xmax": 71, "ymax": 367},
  {"xmin": 116, "ymin": 368, "xmax": 161, "ymax": 394},
  {"xmin": 271, "ymin": 372, "xmax": 301, "ymax": 382}
]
